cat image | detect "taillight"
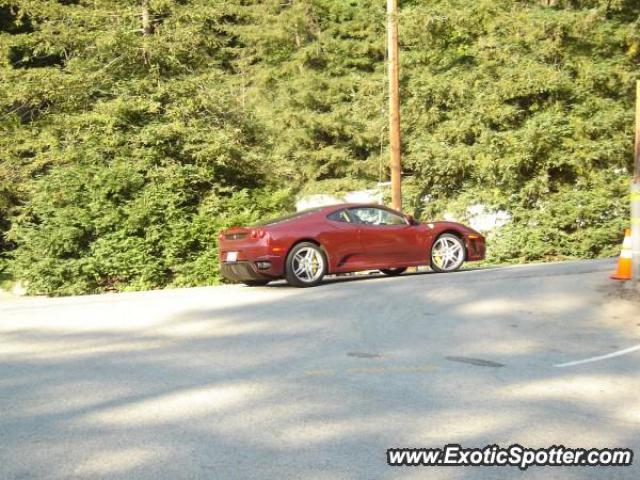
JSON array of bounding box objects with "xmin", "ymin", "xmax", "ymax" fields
[{"xmin": 250, "ymin": 228, "xmax": 266, "ymax": 240}]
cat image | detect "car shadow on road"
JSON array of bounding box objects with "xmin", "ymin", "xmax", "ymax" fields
[{"xmin": 265, "ymin": 265, "xmax": 500, "ymax": 288}]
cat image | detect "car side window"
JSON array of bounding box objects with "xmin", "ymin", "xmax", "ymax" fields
[
  {"xmin": 349, "ymin": 207, "xmax": 407, "ymax": 226},
  {"xmin": 327, "ymin": 209, "xmax": 352, "ymax": 223}
]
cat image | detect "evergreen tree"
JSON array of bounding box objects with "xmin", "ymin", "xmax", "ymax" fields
[{"xmin": 1, "ymin": 0, "xmax": 638, "ymax": 294}]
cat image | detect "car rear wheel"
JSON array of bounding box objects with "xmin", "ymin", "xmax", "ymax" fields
[
  {"xmin": 285, "ymin": 242, "xmax": 327, "ymax": 287},
  {"xmin": 242, "ymin": 280, "xmax": 271, "ymax": 287},
  {"xmin": 380, "ymin": 267, "xmax": 407, "ymax": 276},
  {"xmin": 430, "ymin": 233, "xmax": 466, "ymax": 273}
]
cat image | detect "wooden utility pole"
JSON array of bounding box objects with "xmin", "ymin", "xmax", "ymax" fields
[
  {"xmin": 632, "ymin": 81, "xmax": 640, "ymax": 285},
  {"xmin": 387, "ymin": 0, "xmax": 402, "ymax": 211}
]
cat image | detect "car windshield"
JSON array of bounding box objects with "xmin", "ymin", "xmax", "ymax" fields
[{"xmin": 257, "ymin": 207, "xmax": 325, "ymax": 226}]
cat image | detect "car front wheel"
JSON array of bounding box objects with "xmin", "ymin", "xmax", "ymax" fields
[
  {"xmin": 285, "ymin": 242, "xmax": 327, "ymax": 287},
  {"xmin": 430, "ymin": 234, "xmax": 466, "ymax": 273}
]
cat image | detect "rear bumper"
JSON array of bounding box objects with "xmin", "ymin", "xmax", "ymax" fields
[
  {"xmin": 219, "ymin": 233, "xmax": 286, "ymax": 283},
  {"xmin": 220, "ymin": 261, "xmax": 277, "ymax": 283},
  {"xmin": 219, "ymin": 248, "xmax": 285, "ymax": 283}
]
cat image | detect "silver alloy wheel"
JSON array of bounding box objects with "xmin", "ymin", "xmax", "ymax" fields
[
  {"xmin": 431, "ymin": 236, "xmax": 465, "ymax": 271},
  {"xmin": 291, "ymin": 247, "xmax": 325, "ymax": 283}
]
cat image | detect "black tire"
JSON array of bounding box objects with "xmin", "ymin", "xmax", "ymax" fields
[
  {"xmin": 430, "ymin": 233, "xmax": 466, "ymax": 273},
  {"xmin": 285, "ymin": 242, "xmax": 327, "ymax": 288},
  {"xmin": 242, "ymin": 280, "xmax": 271, "ymax": 287},
  {"xmin": 380, "ymin": 267, "xmax": 407, "ymax": 276}
]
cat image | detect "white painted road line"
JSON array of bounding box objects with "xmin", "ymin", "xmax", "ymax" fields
[{"xmin": 555, "ymin": 344, "xmax": 640, "ymax": 368}]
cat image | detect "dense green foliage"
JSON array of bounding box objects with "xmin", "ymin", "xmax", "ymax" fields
[{"xmin": 0, "ymin": 0, "xmax": 638, "ymax": 294}]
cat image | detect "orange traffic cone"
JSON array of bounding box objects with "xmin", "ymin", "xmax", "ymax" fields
[{"xmin": 611, "ymin": 229, "xmax": 633, "ymax": 281}]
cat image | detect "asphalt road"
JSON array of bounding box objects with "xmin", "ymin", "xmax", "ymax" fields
[{"xmin": 1, "ymin": 259, "xmax": 639, "ymax": 479}]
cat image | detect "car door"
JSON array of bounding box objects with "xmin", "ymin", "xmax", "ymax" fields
[
  {"xmin": 348, "ymin": 207, "xmax": 421, "ymax": 265},
  {"xmin": 318, "ymin": 208, "xmax": 369, "ymax": 271}
]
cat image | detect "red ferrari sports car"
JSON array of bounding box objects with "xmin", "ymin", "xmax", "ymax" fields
[{"xmin": 219, "ymin": 203, "xmax": 485, "ymax": 287}]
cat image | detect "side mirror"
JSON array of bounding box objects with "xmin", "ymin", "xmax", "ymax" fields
[{"xmin": 405, "ymin": 214, "xmax": 417, "ymax": 225}]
